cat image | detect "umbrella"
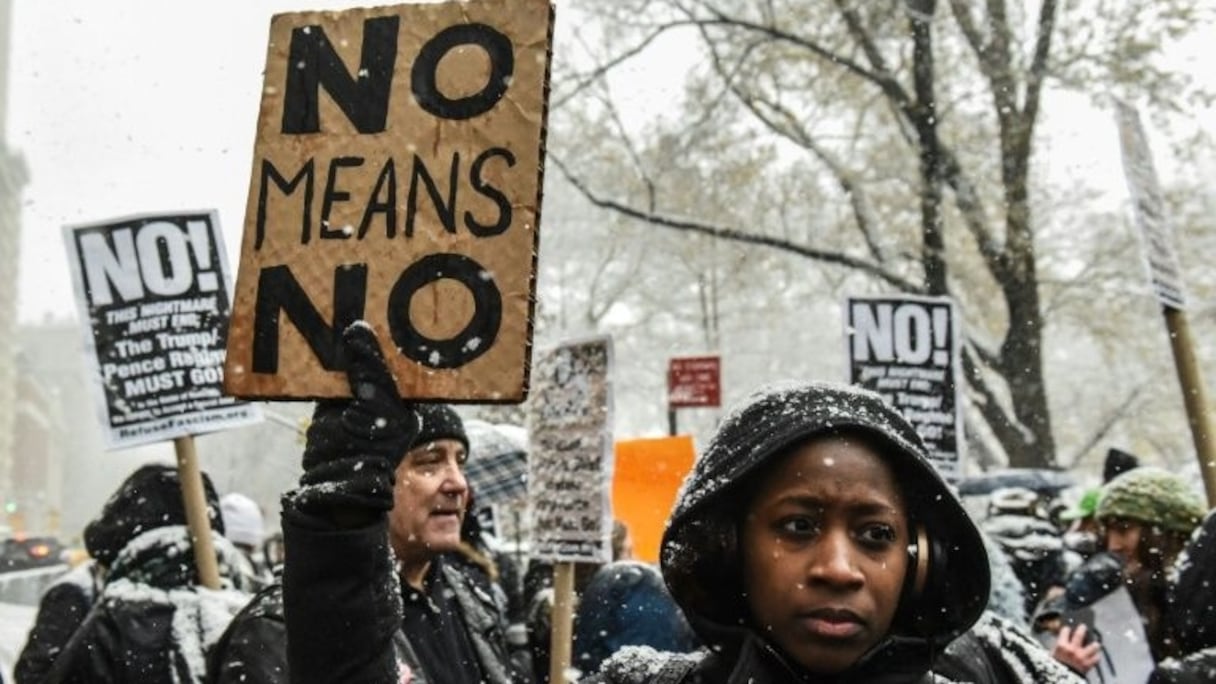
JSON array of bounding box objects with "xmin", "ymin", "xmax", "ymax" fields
[
  {"xmin": 956, "ymin": 468, "xmax": 1077, "ymax": 497},
  {"xmin": 463, "ymin": 419, "xmax": 528, "ymax": 505}
]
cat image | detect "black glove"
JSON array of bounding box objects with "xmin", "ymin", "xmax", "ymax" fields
[{"xmin": 290, "ymin": 322, "xmax": 419, "ymax": 518}]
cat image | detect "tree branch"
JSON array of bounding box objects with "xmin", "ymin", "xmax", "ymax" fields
[
  {"xmin": 685, "ymin": 0, "xmax": 914, "ymax": 114},
  {"xmin": 695, "ymin": 26, "xmax": 892, "ymax": 266},
  {"xmin": 552, "ymin": 21, "xmax": 687, "ymax": 109},
  {"xmin": 962, "ymin": 345, "xmax": 1025, "ymax": 461},
  {"xmin": 1060, "ymin": 385, "xmax": 1144, "ymax": 469},
  {"xmin": 551, "ymin": 154, "xmax": 925, "ymax": 293},
  {"xmin": 939, "ymin": 147, "xmax": 1007, "ymax": 276},
  {"xmin": 1022, "ymin": 0, "xmax": 1059, "ymax": 144}
]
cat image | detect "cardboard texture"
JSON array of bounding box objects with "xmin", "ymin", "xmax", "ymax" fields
[
  {"xmin": 225, "ymin": 0, "xmax": 554, "ymax": 400},
  {"xmin": 612, "ymin": 436, "xmax": 695, "ymax": 563}
]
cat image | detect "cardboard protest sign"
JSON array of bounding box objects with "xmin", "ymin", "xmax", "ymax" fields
[
  {"xmin": 224, "ymin": 0, "xmax": 555, "ymax": 401},
  {"xmin": 845, "ymin": 295, "xmax": 963, "ymax": 483},
  {"xmin": 1115, "ymin": 101, "xmax": 1187, "ymax": 311},
  {"xmin": 612, "ymin": 436, "xmax": 695, "ymax": 563},
  {"xmin": 63, "ymin": 211, "xmax": 261, "ymax": 449},
  {"xmin": 527, "ymin": 337, "xmax": 613, "ymax": 563}
]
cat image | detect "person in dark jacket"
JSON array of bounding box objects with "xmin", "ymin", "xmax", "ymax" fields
[
  {"xmin": 1150, "ymin": 509, "xmax": 1216, "ymax": 683},
  {"xmin": 13, "ymin": 560, "xmax": 102, "ymax": 684},
  {"xmin": 981, "ymin": 486, "xmax": 1071, "ymax": 617},
  {"xmin": 526, "ymin": 519, "xmax": 633, "ymax": 683},
  {"xmin": 572, "ymin": 560, "xmax": 698, "ymax": 677},
  {"xmin": 274, "ymin": 322, "xmax": 524, "ymax": 684},
  {"xmin": 206, "ymin": 579, "xmax": 287, "ymax": 684},
  {"xmin": 40, "ymin": 464, "xmax": 249, "ymax": 684},
  {"xmin": 14, "ymin": 459, "xmax": 182, "ymax": 684},
  {"xmin": 585, "ymin": 380, "xmax": 1077, "ymax": 684}
]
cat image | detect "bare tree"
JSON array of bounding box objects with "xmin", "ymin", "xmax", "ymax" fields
[{"xmin": 551, "ymin": 0, "xmax": 1210, "ymax": 468}]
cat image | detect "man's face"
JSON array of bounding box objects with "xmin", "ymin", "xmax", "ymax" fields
[
  {"xmin": 388, "ymin": 438, "xmax": 468, "ymax": 563},
  {"xmin": 740, "ymin": 436, "xmax": 909, "ymax": 674}
]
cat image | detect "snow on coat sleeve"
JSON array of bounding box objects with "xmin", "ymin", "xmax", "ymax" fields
[{"xmin": 967, "ymin": 611, "xmax": 1086, "ymax": 683}]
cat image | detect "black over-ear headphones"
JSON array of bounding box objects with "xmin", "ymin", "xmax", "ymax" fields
[{"xmin": 903, "ymin": 520, "xmax": 954, "ymax": 635}]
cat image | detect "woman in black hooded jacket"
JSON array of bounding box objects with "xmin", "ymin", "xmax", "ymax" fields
[{"xmin": 587, "ymin": 381, "xmax": 1079, "ymax": 684}]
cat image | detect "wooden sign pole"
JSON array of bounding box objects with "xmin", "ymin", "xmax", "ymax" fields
[
  {"xmin": 173, "ymin": 435, "xmax": 221, "ymax": 589},
  {"xmin": 549, "ymin": 561, "xmax": 575, "ymax": 684},
  {"xmin": 1163, "ymin": 308, "xmax": 1216, "ymax": 507}
]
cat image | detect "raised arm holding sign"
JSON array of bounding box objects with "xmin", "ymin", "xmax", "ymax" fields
[{"xmin": 211, "ymin": 3, "xmax": 554, "ymax": 683}]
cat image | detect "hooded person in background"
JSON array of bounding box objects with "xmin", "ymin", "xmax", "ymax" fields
[
  {"xmin": 572, "ymin": 560, "xmax": 699, "ymax": 677},
  {"xmin": 1150, "ymin": 509, "xmax": 1216, "ymax": 683},
  {"xmin": 980, "ymin": 486, "xmax": 1073, "ymax": 618},
  {"xmin": 39, "ymin": 464, "xmax": 250, "ymax": 684},
  {"xmin": 585, "ymin": 381, "xmax": 1078, "ymax": 684},
  {"xmin": 214, "ymin": 323, "xmax": 524, "ymax": 684}
]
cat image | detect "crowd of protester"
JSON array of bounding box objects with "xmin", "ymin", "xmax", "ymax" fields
[{"xmin": 7, "ymin": 325, "xmax": 1215, "ymax": 683}]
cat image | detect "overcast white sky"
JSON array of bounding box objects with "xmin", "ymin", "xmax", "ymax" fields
[{"xmin": 6, "ymin": 1, "xmax": 1212, "ymax": 324}]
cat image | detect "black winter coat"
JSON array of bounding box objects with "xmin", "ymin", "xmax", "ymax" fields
[
  {"xmin": 207, "ymin": 583, "xmax": 287, "ymax": 684},
  {"xmin": 280, "ymin": 506, "xmax": 525, "ymax": 684},
  {"xmin": 40, "ymin": 527, "xmax": 248, "ymax": 684},
  {"xmin": 587, "ymin": 382, "xmax": 1078, "ymax": 684},
  {"xmin": 14, "ymin": 562, "xmax": 100, "ymax": 684},
  {"xmin": 1150, "ymin": 510, "xmax": 1216, "ymax": 683},
  {"xmin": 1149, "ymin": 647, "xmax": 1216, "ymax": 684}
]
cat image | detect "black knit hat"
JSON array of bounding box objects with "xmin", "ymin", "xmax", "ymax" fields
[
  {"xmin": 1103, "ymin": 447, "xmax": 1140, "ymax": 483},
  {"xmin": 405, "ymin": 404, "xmax": 469, "ymax": 464},
  {"xmin": 84, "ymin": 464, "xmax": 224, "ymax": 566}
]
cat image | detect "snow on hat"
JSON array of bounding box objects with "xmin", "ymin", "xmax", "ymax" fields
[
  {"xmin": 1096, "ymin": 466, "xmax": 1205, "ymax": 534},
  {"xmin": 405, "ymin": 404, "xmax": 469, "ymax": 462},
  {"xmin": 220, "ymin": 493, "xmax": 265, "ymax": 548},
  {"xmin": 988, "ymin": 486, "xmax": 1040, "ymax": 516},
  {"xmin": 85, "ymin": 464, "xmax": 224, "ymax": 566}
]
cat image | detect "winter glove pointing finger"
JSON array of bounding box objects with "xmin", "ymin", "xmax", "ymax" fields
[
  {"xmin": 335, "ymin": 320, "xmax": 419, "ymax": 463},
  {"xmin": 293, "ymin": 321, "xmax": 420, "ymax": 518}
]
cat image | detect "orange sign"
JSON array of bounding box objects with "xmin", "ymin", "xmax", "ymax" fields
[{"xmin": 612, "ymin": 436, "xmax": 696, "ymax": 563}]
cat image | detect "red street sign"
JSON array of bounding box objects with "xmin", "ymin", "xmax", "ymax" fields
[{"xmin": 667, "ymin": 356, "xmax": 721, "ymax": 408}]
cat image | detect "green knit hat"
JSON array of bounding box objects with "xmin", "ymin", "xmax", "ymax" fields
[{"xmin": 1096, "ymin": 467, "xmax": 1206, "ymax": 534}]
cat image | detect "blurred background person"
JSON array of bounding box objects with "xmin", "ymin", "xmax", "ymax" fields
[
  {"xmin": 41, "ymin": 464, "xmax": 249, "ymax": 683},
  {"xmin": 220, "ymin": 492, "xmax": 271, "ymax": 589}
]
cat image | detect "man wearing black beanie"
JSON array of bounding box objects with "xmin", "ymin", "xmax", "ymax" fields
[{"xmin": 210, "ymin": 323, "xmax": 523, "ymax": 684}]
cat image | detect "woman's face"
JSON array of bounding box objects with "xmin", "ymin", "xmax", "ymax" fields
[
  {"xmin": 740, "ymin": 436, "xmax": 909, "ymax": 674},
  {"xmin": 1103, "ymin": 516, "xmax": 1144, "ymax": 574}
]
